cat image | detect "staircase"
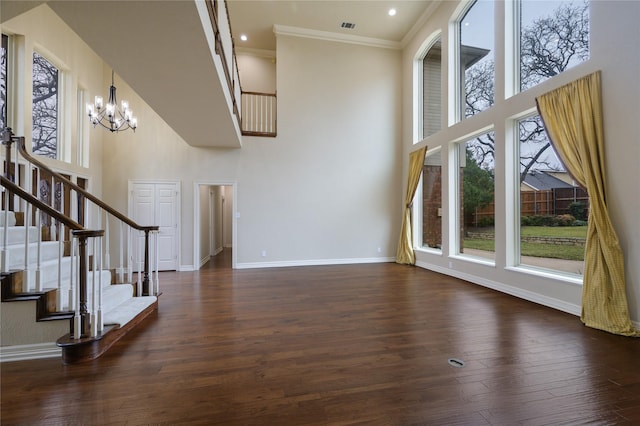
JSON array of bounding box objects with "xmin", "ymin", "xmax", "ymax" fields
[{"xmin": 0, "ymin": 129, "xmax": 160, "ymax": 364}]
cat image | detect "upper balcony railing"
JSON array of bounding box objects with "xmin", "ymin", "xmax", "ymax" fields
[
  {"xmin": 206, "ymin": 0, "xmax": 242, "ymax": 123},
  {"xmin": 205, "ymin": 0, "xmax": 277, "ymax": 138}
]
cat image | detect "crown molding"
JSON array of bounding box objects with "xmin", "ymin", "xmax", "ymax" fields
[
  {"xmin": 236, "ymin": 47, "xmax": 276, "ymax": 59},
  {"xmin": 401, "ymin": 1, "xmax": 442, "ymax": 49},
  {"xmin": 273, "ymin": 24, "xmax": 401, "ymax": 50}
]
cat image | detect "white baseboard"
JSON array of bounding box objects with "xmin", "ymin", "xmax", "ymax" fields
[
  {"xmin": 415, "ymin": 260, "xmax": 581, "ymax": 316},
  {"xmin": 236, "ymin": 256, "xmax": 395, "ymax": 270},
  {"xmin": 199, "ymin": 255, "xmax": 210, "ymax": 268},
  {"xmin": 212, "ymin": 247, "xmax": 223, "ymax": 256},
  {"xmin": 179, "ymin": 265, "xmax": 195, "ymax": 272},
  {"xmin": 0, "ymin": 342, "xmax": 61, "ymax": 362}
]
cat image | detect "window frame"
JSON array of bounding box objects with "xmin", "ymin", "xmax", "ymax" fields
[
  {"xmin": 450, "ymin": 126, "xmax": 496, "ymax": 265},
  {"xmin": 32, "ymin": 49, "xmax": 62, "ymax": 159}
]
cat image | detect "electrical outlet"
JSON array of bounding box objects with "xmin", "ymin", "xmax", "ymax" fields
[
  {"xmin": 261, "ymin": 250, "xmax": 267, "ymax": 257},
  {"xmin": 377, "ymin": 247, "xmax": 382, "ymax": 253},
  {"xmin": 449, "ymin": 261, "xmax": 453, "ymax": 269}
]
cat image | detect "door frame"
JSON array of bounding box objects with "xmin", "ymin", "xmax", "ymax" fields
[
  {"xmin": 128, "ymin": 179, "xmax": 181, "ymax": 271},
  {"xmin": 193, "ymin": 180, "xmax": 237, "ymax": 270}
]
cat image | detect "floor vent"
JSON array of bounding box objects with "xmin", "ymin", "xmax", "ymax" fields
[{"xmin": 448, "ymin": 358, "xmax": 465, "ymax": 368}]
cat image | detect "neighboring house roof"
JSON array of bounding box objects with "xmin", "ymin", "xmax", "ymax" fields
[{"xmin": 523, "ymin": 171, "xmax": 575, "ymax": 191}]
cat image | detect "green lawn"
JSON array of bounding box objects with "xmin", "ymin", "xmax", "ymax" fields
[
  {"xmin": 463, "ymin": 225, "xmax": 586, "ymax": 261},
  {"xmin": 463, "ymin": 238, "xmax": 585, "ymax": 260},
  {"xmin": 520, "ymin": 226, "xmax": 587, "ymax": 238}
]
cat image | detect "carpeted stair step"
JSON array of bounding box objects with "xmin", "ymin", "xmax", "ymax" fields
[{"xmin": 103, "ymin": 296, "xmax": 157, "ymax": 327}]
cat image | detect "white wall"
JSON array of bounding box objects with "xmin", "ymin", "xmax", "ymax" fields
[
  {"xmin": 99, "ymin": 33, "xmax": 402, "ymax": 269},
  {"xmin": 402, "ymin": 1, "xmax": 640, "ymax": 322},
  {"xmin": 236, "ymin": 52, "xmax": 277, "ymax": 93},
  {"xmin": 234, "ymin": 35, "xmax": 403, "ymax": 266}
]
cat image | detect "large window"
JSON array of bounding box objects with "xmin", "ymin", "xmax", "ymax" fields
[
  {"xmin": 517, "ymin": 114, "xmax": 589, "ymax": 275},
  {"xmin": 77, "ymin": 88, "xmax": 89, "ymax": 167},
  {"xmin": 460, "ymin": 0, "xmax": 494, "ymax": 119},
  {"xmin": 1, "ymin": 34, "xmax": 8, "ymax": 130},
  {"xmin": 422, "ymin": 38, "xmax": 442, "ymax": 138},
  {"xmin": 414, "ymin": 0, "xmax": 591, "ymax": 280},
  {"xmin": 519, "ymin": 0, "xmax": 589, "ymax": 92},
  {"xmin": 32, "ymin": 51, "xmax": 59, "ymax": 159},
  {"xmin": 421, "ymin": 148, "xmax": 442, "ymax": 251},
  {"xmin": 457, "ymin": 131, "xmax": 495, "ymax": 260}
]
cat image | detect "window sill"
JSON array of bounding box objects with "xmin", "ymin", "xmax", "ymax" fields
[
  {"xmin": 505, "ymin": 265, "xmax": 583, "ymax": 286},
  {"xmin": 450, "ymin": 253, "xmax": 495, "ymax": 267}
]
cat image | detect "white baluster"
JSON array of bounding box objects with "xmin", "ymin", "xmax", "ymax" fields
[
  {"xmin": 22, "ymin": 203, "xmax": 31, "ymax": 292},
  {"xmin": 50, "ymin": 177, "xmax": 56, "ymax": 241},
  {"xmin": 148, "ymin": 231, "xmax": 154, "ymax": 295},
  {"xmin": 97, "ymin": 235, "xmax": 103, "ymax": 332},
  {"xmin": 127, "ymin": 225, "xmax": 133, "ymax": 283},
  {"xmin": 91, "ymin": 237, "xmax": 98, "ymax": 337},
  {"xmin": 35, "ymin": 168, "xmax": 43, "ymax": 291},
  {"xmin": 2, "ymin": 186, "xmax": 10, "ymax": 273},
  {"xmin": 118, "ymin": 221, "xmax": 124, "ymax": 283},
  {"xmin": 73, "ymin": 238, "xmax": 81, "ymax": 339},
  {"xmin": 137, "ymin": 230, "xmax": 142, "ymax": 296},
  {"xmin": 155, "ymin": 230, "xmax": 160, "ymax": 295},
  {"xmin": 68, "ymin": 230, "xmax": 74, "ymax": 314},
  {"xmin": 104, "ymin": 212, "xmax": 110, "ymax": 270},
  {"xmin": 57, "ymin": 222, "xmax": 64, "ymax": 311}
]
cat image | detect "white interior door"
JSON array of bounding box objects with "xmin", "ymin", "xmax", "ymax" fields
[{"xmin": 130, "ymin": 181, "xmax": 179, "ymax": 271}]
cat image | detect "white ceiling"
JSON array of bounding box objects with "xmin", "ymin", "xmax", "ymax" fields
[{"xmin": 227, "ymin": 0, "xmax": 440, "ymax": 51}]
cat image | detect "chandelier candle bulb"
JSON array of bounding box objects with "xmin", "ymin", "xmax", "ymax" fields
[{"xmin": 95, "ymin": 96, "xmax": 103, "ymax": 109}]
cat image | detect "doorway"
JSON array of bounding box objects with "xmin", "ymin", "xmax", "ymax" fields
[{"xmin": 194, "ymin": 182, "xmax": 235, "ymax": 270}]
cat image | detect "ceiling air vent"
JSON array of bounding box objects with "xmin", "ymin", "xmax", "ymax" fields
[{"xmin": 340, "ymin": 22, "xmax": 356, "ymax": 30}]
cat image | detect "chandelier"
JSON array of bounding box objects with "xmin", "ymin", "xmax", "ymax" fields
[{"xmin": 86, "ymin": 70, "xmax": 138, "ymax": 132}]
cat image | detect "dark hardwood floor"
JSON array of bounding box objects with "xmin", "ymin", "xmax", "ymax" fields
[{"xmin": 2, "ymin": 249, "xmax": 640, "ymax": 425}]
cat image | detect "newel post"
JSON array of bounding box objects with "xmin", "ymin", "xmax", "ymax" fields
[
  {"xmin": 72, "ymin": 230, "xmax": 104, "ymax": 338},
  {"xmin": 141, "ymin": 226, "xmax": 159, "ymax": 296},
  {"xmin": 143, "ymin": 228, "xmax": 150, "ymax": 296},
  {"xmin": 2, "ymin": 128, "xmax": 13, "ymax": 180}
]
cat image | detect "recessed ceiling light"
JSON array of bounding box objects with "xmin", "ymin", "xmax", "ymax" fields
[
  {"xmin": 388, "ymin": 8, "xmax": 397, "ymax": 16},
  {"xmin": 240, "ymin": 34, "xmax": 248, "ymax": 41}
]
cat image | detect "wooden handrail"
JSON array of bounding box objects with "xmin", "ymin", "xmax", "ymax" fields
[
  {"xmin": 242, "ymin": 91, "xmax": 276, "ymax": 97},
  {"xmin": 16, "ymin": 139, "xmax": 158, "ymax": 233},
  {"xmin": 205, "ymin": 0, "xmax": 242, "ymax": 122}
]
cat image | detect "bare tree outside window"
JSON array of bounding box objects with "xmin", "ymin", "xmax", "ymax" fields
[
  {"xmin": 464, "ymin": 0, "xmax": 589, "ymax": 179},
  {"xmin": 460, "ymin": 0, "xmax": 494, "ymax": 118},
  {"xmin": 520, "ymin": 0, "xmax": 590, "ymax": 91},
  {"xmin": 32, "ymin": 52, "xmax": 59, "ymax": 159}
]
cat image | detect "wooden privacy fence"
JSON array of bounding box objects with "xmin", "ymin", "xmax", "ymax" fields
[{"xmin": 471, "ymin": 187, "xmax": 589, "ymax": 226}]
